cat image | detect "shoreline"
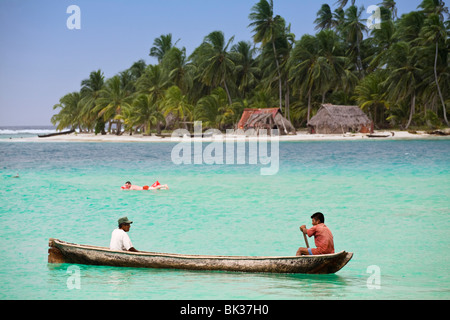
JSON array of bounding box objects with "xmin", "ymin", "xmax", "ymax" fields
[{"xmin": 3, "ymin": 130, "xmax": 450, "ymax": 143}]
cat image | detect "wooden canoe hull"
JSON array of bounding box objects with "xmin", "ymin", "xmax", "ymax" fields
[
  {"xmin": 38, "ymin": 129, "xmax": 75, "ymax": 138},
  {"xmin": 48, "ymin": 238, "xmax": 353, "ymax": 274},
  {"xmin": 367, "ymin": 134, "xmax": 391, "ymax": 138}
]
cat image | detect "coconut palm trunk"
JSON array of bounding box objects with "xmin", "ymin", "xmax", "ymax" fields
[
  {"xmin": 222, "ymin": 80, "xmax": 233, "ymax": 106},
  {"xmin": 272, "ymin": 39, "xmax": 283, "ymax": 111},
  {"xmin": 433, "ymin": 41, "xmax": 449, "ymax": 126},
  {"xmin": 249, "ymin": 0, "xmax": 284, "ymax": 111},
  {"xmin": 307, "ymin": 87, "xmax": 312, "ymax": 122},
  {"xmin": 406, "ymin": 93, "xmax": 416, "ymax": 129}
]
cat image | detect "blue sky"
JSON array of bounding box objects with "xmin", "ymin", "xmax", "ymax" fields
[{"xmin": 0, "ymin": 0, "xmax": 422, "ymax": 126}]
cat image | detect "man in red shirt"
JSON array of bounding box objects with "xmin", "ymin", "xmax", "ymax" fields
[{"xmin": 296, "ymin": 212, "xmax": 335, "ymax": 256}]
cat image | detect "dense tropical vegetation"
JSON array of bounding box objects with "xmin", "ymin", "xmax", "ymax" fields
[{"xmin": 52, "ymin": 0, "xmax": 449, "ymax": 134}]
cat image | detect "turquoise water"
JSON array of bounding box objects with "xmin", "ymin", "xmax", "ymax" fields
[{"xmin": 0, "ymin": 140, "xmax": 449, "ymax": 300}]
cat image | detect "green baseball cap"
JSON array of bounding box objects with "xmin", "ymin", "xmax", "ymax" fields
[{"xmin": 118, "ymin": 216, "xmax": 133, "ymax": 225}]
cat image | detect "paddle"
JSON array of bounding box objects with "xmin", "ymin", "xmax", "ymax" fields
[
  {"xmin": 303, "ymin": 233, "xmax": 310, "ymax": 248},
  {"xmin": 300, "ymin": 226, "xmax": 309, "ymax": 248}
]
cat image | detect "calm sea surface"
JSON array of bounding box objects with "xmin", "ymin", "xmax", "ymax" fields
[{"xmin": 0, "ymin": 139, "xmax": 449, "ymax": 300}]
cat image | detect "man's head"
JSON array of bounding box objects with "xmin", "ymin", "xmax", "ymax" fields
[
  {"xmin": 311, "ymin": 212, "xmax": 325, "ymax": 225},
  {"xmin": 118, "ymin": 216, "xmax": 133, "ymax": 231},
  {"xmin": 124, "ymin": 181, "xmax": 132, "ymax": 189}
]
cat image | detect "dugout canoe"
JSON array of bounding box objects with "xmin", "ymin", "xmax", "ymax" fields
[
  {"xmin": 48, "ymin": 238, "xmax": 353, "ymax": 274},
  {"xmin": 38, "ymin": 129, "xmax": 75, "ymax": 138},
  {"xmin": 367, "ymin": 134, "xmax": 391, "ymax": 138}
]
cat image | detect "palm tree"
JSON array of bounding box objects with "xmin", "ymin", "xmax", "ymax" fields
[
  {"xmin": 94, "ymin": 75, "xmax": 134, "ymax": 134},
  {"xmin": 149, "ymin": 34, "xmax": 180, "ymax": 63},
  {"xmin": 162, "ymin": 85, "xmax": 193, "ymax": 129},
  {"xmin": 246, "ymin": 87, "xmax": 276, "ymax": 109},
  {"xmin": 366, "ymin": 17, "xmax": 396, "ymax": 71},
  {"xmin": 118, "ymin": 69, "xmax": 136, "ymax": 97},
  {"xmin": 316, "ymin": 29, "xmax": 349, "ymax": 97},
  {"xmin": 136, "ymin": 64, "xmax": 170, "ymax": 130},
  {"xmin": 129, "ymin": 93, "xmax": 165, "ymax": 135},
  {"xmin": 395, "ymin": 11, "xmax": 426, "ymax": 43},
  {"xmin": 419, "ymin": 13, "xmax": 449, "ymax": 125},
  {"xmin": 418, "ymin": 0, "xmax": 449, "ymax": 126},
  {"xmin": 335, "ymin": 0, "xmax": 356, "ymax": 10},
  {"xmin": 289, "ymin": 30, "xmax": 348, "ymax": 122},
  {"xmin": 354, "ymin": 70, "xmax": 390, "ymax": 127},
  {"xmin": 418, "ymin": 0, "xmax": 449, "ymax": 20},
  {"xmin": 290, "ymin": 35, "xmax": 331, "ymax": 122},
  {"xmin": 231, "ymin": 41, "xmax": 260, "ymax": 99},
  {"xmin": 315, "ymin": 4, "xmax": 339, "ymax": 31},
  {"xmin": 136, "ymin": 64, "xmax": 169, "ymax": 99},
  {"xmin": 281, "ymin": 22, "xmax": 296, "ymax": 122},
  {"xmin": 128, "ymin": 59, "xmax": 147, "ymax": 81},
  {"xmin": 256, "ymin": 16, "xmax": 293, "ymax": 118},
  {"xmin": 383, "ymin": 42, "xmax": 423, "ymax": 128},
  {"xmin": 342, "ymin": 5, "xmax": 368, "ymax": 76},
  {"xmin": 113, "ymin": 103, "xmax": 135, "ymax": 135},
  {"xmin": 195, "ymin": 87, "xmax": 232, "ymax": 129},
  {"xmin": 193, "ymin": 31, "xmax": 236, "ymax": 105},
  {"xmin": 80, "ymin": 69, "xmax": 105, "ymax": 132},
  {"xmin": 248, "ymin": 0, "xmax": 284, "ymax": 110},
  {"xmin": 333, "ymin": 8, "xmax": 346, "ymax": 30},
  {"xmin": 51, "ymin": 92, "xmax": 82, "ymax": 131},
  {"xmin": 379, "ymin": 0, "xmax": 398, "ymax": 20},
  {"xmin": 161, "ymin": 47, "xmax": 193, "ymax": 95}
]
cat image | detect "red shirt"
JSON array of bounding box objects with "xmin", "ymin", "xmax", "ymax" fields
[{"xmin": 307, "ymin": 223, "xmax": 335, "ymax": 255}]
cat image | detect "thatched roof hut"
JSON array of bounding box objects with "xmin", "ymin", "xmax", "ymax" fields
[
  {"xmin": 307, "ymin": 104, "xmax": 373, "ymax": 134},
  {"xmin": 237, "ymin": 108, "xmax": 296, "ymax": 135}
]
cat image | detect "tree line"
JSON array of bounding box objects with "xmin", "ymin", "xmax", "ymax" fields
[{"xmin": 52, "ymin": 0, "xmax": 449, "ymax": 134}]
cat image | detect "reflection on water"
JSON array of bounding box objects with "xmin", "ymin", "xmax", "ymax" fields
[{"xmin": 45, "ymin": 263, "xmax": 357, "ymax": 300}]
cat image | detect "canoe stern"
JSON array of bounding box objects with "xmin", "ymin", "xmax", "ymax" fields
[{"xmin": 306, "ymin": 251, "xmax": 353, "ymax": 274}]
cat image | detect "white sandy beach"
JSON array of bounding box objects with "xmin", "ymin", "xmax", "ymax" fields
[{"xmin": 6, "ymin": 129, "xmax": 450, "ymax": 143}]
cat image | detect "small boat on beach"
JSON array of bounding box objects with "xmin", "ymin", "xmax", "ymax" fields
[
  {"xmin": 367, "ymin": 132, "xmax": 394, "ymax": 138},
  {"xmin": 48, "ymin": 238, "xmax": 353, "ymax": 274},
  {"xmin": 38, "ymin": 129, "xmax": 75, "ymax": 138},
  {"xmin": 367, "ymin": 135, "xmax": 390, "ymax": 138}
]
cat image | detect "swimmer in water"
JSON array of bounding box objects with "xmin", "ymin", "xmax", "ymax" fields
[{"xmin": 121, "ymin": 181, "xmax": 169, "ymax": 190}]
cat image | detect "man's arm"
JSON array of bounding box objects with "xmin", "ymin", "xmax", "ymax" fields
[
  {"xmin": 122, "ymin": 232, "xmax": 137, "ymax": 251},
  {"xmin": 300, "ymin": 225, "xmax": 307, "ymax": 234}
]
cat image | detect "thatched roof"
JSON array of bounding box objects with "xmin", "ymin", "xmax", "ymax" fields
[
  {"xmin": 238, "ymin": 108, "xmax": 279, "ymax": 128},
  {"xmin": 237, "ymin": 108, "xmax": 296, "ymax": 135},
  {"xmin": 307, "ymin": 104, "xmax": 373, "ymax": 134}
]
